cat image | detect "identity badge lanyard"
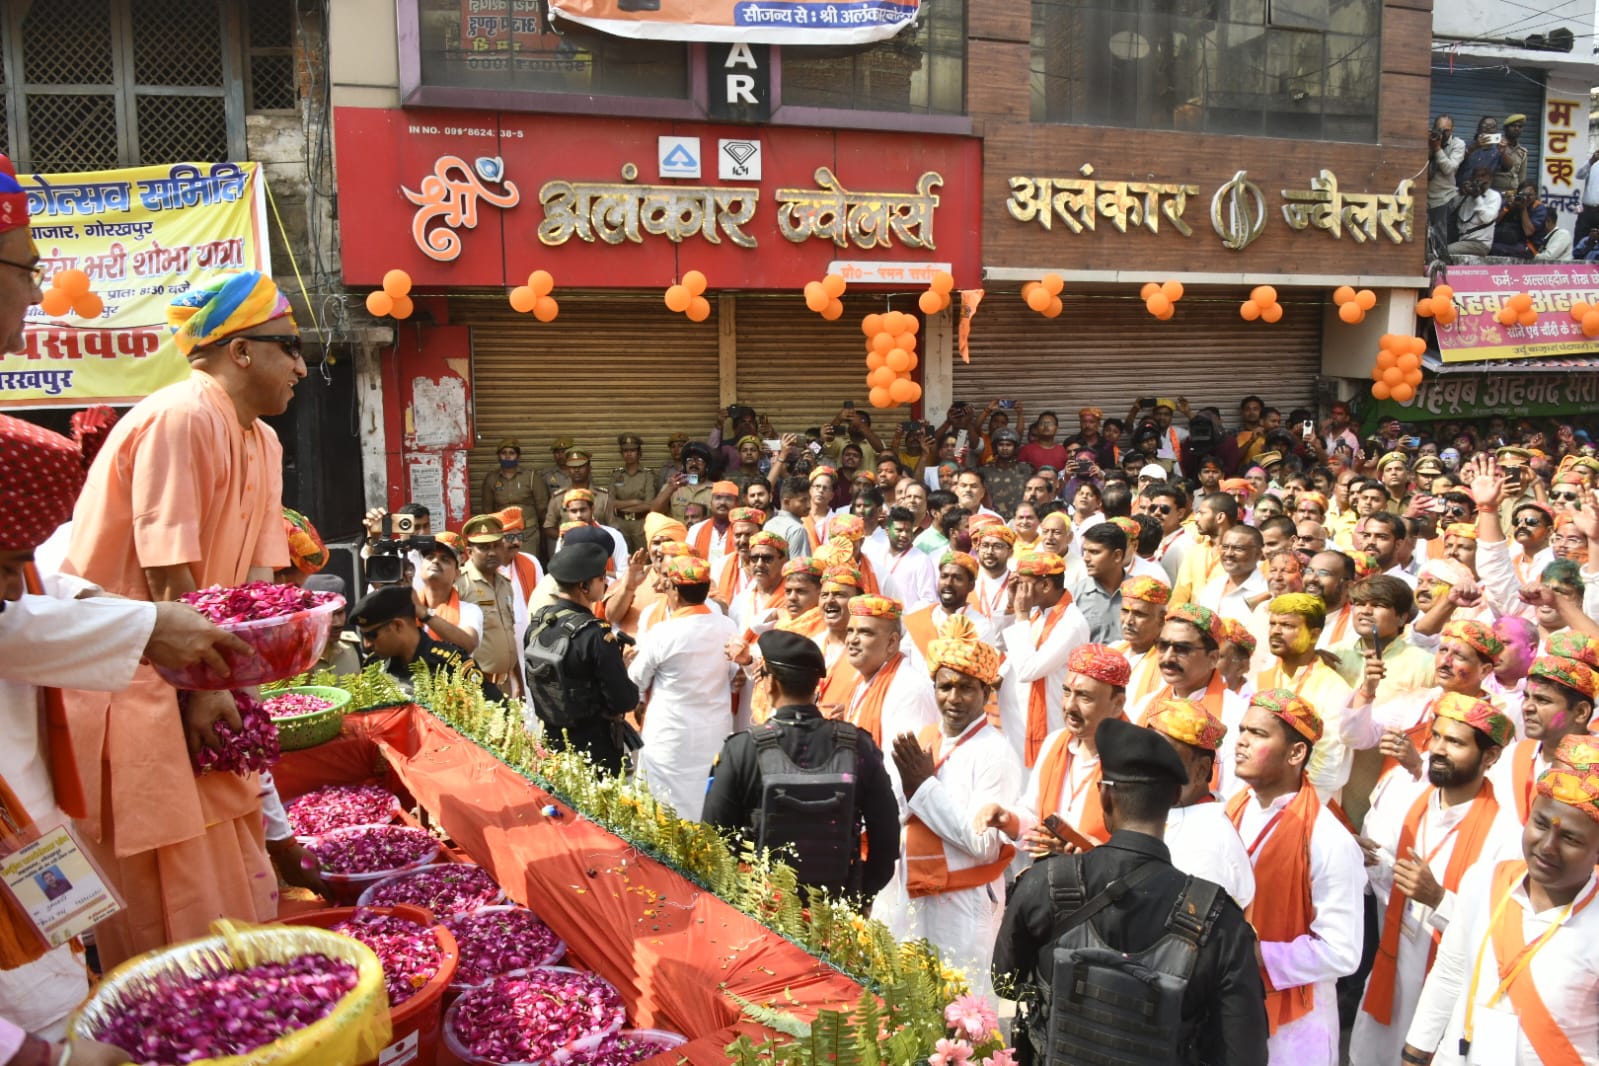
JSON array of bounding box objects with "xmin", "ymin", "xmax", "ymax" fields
[{"xmin": 0, "ymin": 794, "xmax": 123, "ymax": 953}]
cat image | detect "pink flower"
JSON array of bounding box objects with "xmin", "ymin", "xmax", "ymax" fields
[
  {"xmin": 944, "ymin": 993, "xmax": 999, "ymax": 1042},
  {"xmin": 981, "ymin": 1049, "xmax": 1018, "ymax": 1066},
  {"xmin": 929, "ymin": 1037, "xmax": 974, "ymax": 1066}
]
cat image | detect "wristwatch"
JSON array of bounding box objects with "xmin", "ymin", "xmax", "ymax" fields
[{"xmin": 420, "ymin": 611, "xmax": 435, "ymax": 625}]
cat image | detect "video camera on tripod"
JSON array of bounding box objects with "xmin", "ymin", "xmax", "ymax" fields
[{"xmin": 367, "ymin": 511, "xmax": 437, "ymax": 586}]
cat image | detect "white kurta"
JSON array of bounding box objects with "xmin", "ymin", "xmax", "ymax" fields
[
  {"xmin": 1165, "ymin": 801, "xmax": 1256, "ymax": 910},
  {"xmin": 874, "ymin": 547, "xmax": 938, "ymax": 613},
  {"xmin": 1196, "ymin": 569, "xmax": 1267, "ymax": 623},
  {"xmin": 628, "ymin": 610, "xmax": 740, "ymax": 821},
  {"xmin": 1008, "ymin": 729, "xmax": 1100, "ymax": 842},
  {"xmin": 876, "ymin": 719, "xmax": 1022, "ymax": 1005},
  {"xmin": 1405, "ymin": 865, "xmax": 1599, "ymax": 1066},
  {"xmin": 899, "ymin": 605, "xmax": 999, "ymax": 673},
  {"xmin": 1234, "ymin": 788, "xmax": 1366, "ymax": 1066},
  {"xmin": 971, "ymin": 569, "xmax": 1013, "ymax": 621},
  {"xmin": 1250, "ymin": 659, "xmax": 1355, "ymax": 800},
  {"xmin": 996, "ymin": 602, "xmax": 1092, "ymax": 765},
  {"xmin": 846, "ymin": 656, "xmax": 939, "ymax": 808}
]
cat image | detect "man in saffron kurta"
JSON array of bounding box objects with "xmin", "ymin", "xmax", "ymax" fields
[{"xmin": 61, "ymin": 271, "xmax": 307, "ymax": 967}]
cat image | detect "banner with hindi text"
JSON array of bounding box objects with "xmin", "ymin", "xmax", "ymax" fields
[
  {"xmin": 549, "ymin": 0, "xmax": 919, "ymax": 44},
  {"xmin": 0, "ymin": 161, "xmax": 270, "ymax": 409}
]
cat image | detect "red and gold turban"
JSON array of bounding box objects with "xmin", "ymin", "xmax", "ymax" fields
[
  {"xmin": 1435, "ymin": 691, "xmax": 1514, "ymax": 747},
  {"xmin": 1250, "ymin": 687, "xmax": 1323, "ymax": 743},
  {"xmin": 711, "ymin": 480, "xmax": 740, "ymax": 497},
  {"xmin": 1442, "ymin": 618, "xmax": 1504, "ymax": 661},
  {"xmin": 1219, "ymin": 617, "xmax": 1256, "ymax": 656},
  {"xmin": 782, "ymin": 556, "xmax": 823, "ymax": 580},
  {"xmin": 1554, "ymin": 734, "xmax": 1599, "ymax": 773},
  {"xmin": 849, "ymin": 595, "xmax": 903, "ymax": 619},
  {"xmin": 927, "ymin": 614, "xmax": 1002, "ymax": 685},
  {"xmin": 808, "ymin": 465, "xmax": 838, "ymax": 483},
  {"xmin": 1120, "ymin": 575, "xmax": 1171, "ymax": 604},
  {"xmin": 940, "ymin": 551, "xmax": 979, "ymax": 576},
  {"xmin": 749, "ymin": 530, "xmax": 787, "ymax": 554},
  {"xmin": 494, "ymin": 506, "xmax": 525, "ymax": 533},
  {"xmin": 282, "ymin": 507, "xmax": 327, "ymax": 574},
  {"xmin": 1442, "ymin": 523, "xmax": 1478, "ymax": 541},
  {"xmin": 1534, "ymin": 766, "xmax": 1599, "ymax": 824},
  {"xmin": 730, "ymin": 507, "xmax": 767, "ymax": 527},
  {"xmin": 822, "ymin": 564, "xmax": 864, "ymax": 590},
  {"xmin": 657, "ymin": 541, "xmax": 695, "ymax": 559},
  {"xmin": 1530, "ymin": 655, "xmax": 1599, "ymax": 699},
  {"xmin": 830, "ymin": 514, "xmax": 866, "ymax": 540},
  {"xmin": 1147, "ymin": 698, "xmax": 1227, "ymax": 752},
  {"xmin": 1016, "ymin": 551, "xmax": 1066, "ymax": 577},
  {"xmin": 1547, "ymin": 630, "xmax": 1599, "ymax": 668},
  {"xmin": 1067, "ymin": 643, "xmax": 1130, "ymax": 687},
  {"xmin": 666, "ymin": 555, "xmax": 711, "ymax": 585},
  {"xmin": 0, "ymin": 414, "xmax": 85, "ymax": 551},
  {"xmin": 563, "ymin": 487, "xmax": 596, "ymax": 505},
  {"xmin": 1167, "ymin": 602, "xmax": 1224, "ymax": 647}
]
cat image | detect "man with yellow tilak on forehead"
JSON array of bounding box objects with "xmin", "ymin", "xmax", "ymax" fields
[
  {"xmin": 1246, "ymin": 592, "xmax": 1354, "ymax": 800},
  {"xmin": 61, "ymin": 271, "xmax": 309, "ymax": 967}
]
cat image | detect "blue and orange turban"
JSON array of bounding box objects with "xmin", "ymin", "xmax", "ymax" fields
[
  {"xmin": 168, "ymin": 271, "xmax": 293, "ymax": 358},
  {"xmin": 0, "ymin": 155, "xmax": 27, "ymax": 232}
]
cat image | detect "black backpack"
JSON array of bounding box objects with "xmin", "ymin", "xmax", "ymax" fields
[
  {"xmin": 1042, "ymin": 855, "xmax": 1223, "ymax": 1066},
  {"xmin": 525, "ymin": 603, "xmax": 602, "ymax": 727},
  {"xmin": 750, "ymin": 722, "xmax": 861, "ymax": 895}
]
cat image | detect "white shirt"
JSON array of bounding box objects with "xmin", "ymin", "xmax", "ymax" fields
[
  {"xmin": 1010, "ymin": 730, "xmax": 1100, "ymax": 841},
  {"xmin": 875, "ymin": 545, "xmax": 938, "ymax": 613},
  {"xmin": 1156, "ymin": 524, "xmax": 1192, "ymax": 584},
  {"xmin": 1579, "ymin": 156, "xmax": 1599, "ymax": 207},
  {"xmin": 1197, "ymin": 568, "xmax": 1267, "ymax": 623},
  {"xmin": 1165, "ymin": 801, "xmax": 1255, "ymax": 910},
  {"xmin": 972, "ymin": 568, "xmax": 1013, "ymax": 621},
  {"xmin": 1455, "ymin": 189, "xmax": 1503, "ymax": 241},
  {"xmin": 845, "ymin": 654, "xmax": 939, "ymax": 804},
  {"xmin": 1126, "ymin": 553, "xmax": 1170, "ymax": 585},
  {"xmin": 996, "ymin": 601, "xmax": 1092, "ymax": 765},
  {"xmin": 899, "ymin": 604, "xmax": 998, "ymax": 673}
]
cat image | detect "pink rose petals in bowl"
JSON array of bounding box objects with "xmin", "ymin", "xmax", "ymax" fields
[
  {"xmin": 306, "ymin": 824, "xmax": 443, "ymax": 905},
  {"xmin": 442, "ymin": 906, "xmax": 566, "ymax": 994},
  {"xmin": 564, "ymin": 1028, "xmax": 689, "ymax": 1065},
  {"xmin": 154, "ymin": 583, "xmax": 343, "ymax": 690},
  {"xmin": 359, "ymin": 862, "xmax": 507, "ymax": 916},
  {"xmin": 442, "ymin": 967, "xmax": 625, "ymax": 1065},
  {"xmin": 287, "ymin": 785, "xmax": 402, "ymax": 838}
]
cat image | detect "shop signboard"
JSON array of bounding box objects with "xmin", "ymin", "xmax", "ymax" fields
[
  {"xmin": 1434, "ymin": 262, "xmax": 1599, "ymax": 363},
  {"xmin": 547, "ymin": 0, "xmax": 919, "ymax": 45},
  {"xmin": 1375, "ymin": 369, "xmax": 1599, "ymax": 422},
  {"xmin": 333, "ymin": 107, "xmax": 980, "ymax": 291},
  {"xmin": 0, "ymin": 161, "xmax": 270, "ymax": 409}
]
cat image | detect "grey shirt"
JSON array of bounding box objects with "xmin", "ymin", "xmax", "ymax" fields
[{"xmin": 1067, "ymin": 574, "xmax": 1122, "ymax": 644}]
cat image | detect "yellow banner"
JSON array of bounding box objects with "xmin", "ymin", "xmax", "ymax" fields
[{"xmin": 0, "ymin": 161, "xmax": 270, "ymax": 408}]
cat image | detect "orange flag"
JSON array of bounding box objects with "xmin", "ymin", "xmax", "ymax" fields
[{"xmin": 958, "ymin": 288, "xmax": 984, "ymax": 363}]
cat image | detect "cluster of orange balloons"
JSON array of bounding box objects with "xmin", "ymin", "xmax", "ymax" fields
[
  {"xmin": 38, "ymin": 268, "xmax": 102, "ymax": 319},
  {"xmin": 1414, "ymin": 283, "xmax": 1457, "ymax": 326},
  {"xmin": 1371, "ymin": 333, "xmax": 1426, "ymax": 402},
  {"xmin": 1140, "ymin": 280, "xmax": 1183, "ymax": 320},
  {"xmin": 1239, "ymin": 285, "xmax": 1283, "ymax": 323},
  {"xmin": 365, "ymin": 270, "xmax": 415, "ymax": 320},
  {"xmin": 803, "ymin": 274, "xmax": 847, "ymax": 320},
  {"xmin": 1568, "ymin": 299, "xmax": 1599, "ymax": 339},
  {"xmin": 917, "ymin": 271, "xmax": 957, "ymax": 315},
  {"xmin": 1022, "ymin": 273, "xmax": 1064, "ymax": 318},
  {"xmin": 861, "ymin": 310, "xmax": 922, "ymax": 409},
  {"xmin": 1494, "ymin": 292, "xmax": 1538, "ymax": 329},
  {"xmin": 664, "ymin": 270, "xmax": 711, "ymax": 323},
  {"xmin": 508, "ymin": 269, "xmax": 558, "ymax": 322},
  {"xmin": 1334, "ymin": 285, "xmax": 1377, "ymax": 324}
]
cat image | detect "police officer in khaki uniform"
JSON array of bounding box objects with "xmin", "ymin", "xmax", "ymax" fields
[
  {"xmin": 650, "ymin": 440, "xmax": 715, "ymax": 524},
  {"xmin": 656, "ymin": 431, "xmax": 689, "ymax": 493},
  {"xmin": 612, "ymin": 433, "xmax": 654, "ymax": 554},
  {"xmin": 536, "ymin": 435, "xmax": 575, "ymax": 514},
  {"xmin": 457, "ymin": 514, "xmax": 521, "ymax": 697},
  {"xmin": 542, "ymin": 449, "xmax": 613, "ymax": 545},
  {"xmin": 481, "ymin": 438, "xmax": 546, "ymax": 552}
]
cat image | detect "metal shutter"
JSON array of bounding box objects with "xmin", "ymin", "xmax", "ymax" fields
[
  {"xmin": 1429, "ymin": 66, "xmax": 1546, "ymax": 183},
  {"xmin": 953, "ymin": 287, "xmax": 1324, "ymax": 430},
  {"xmin": 458, "ymin": 293, "xmax": 721, "ymax": 483}
]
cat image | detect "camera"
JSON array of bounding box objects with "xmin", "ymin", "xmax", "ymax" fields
[
  {"xmin": 383, "ymin": 512, "xmax": 415, "ymax": 537},
  {"xmin": 368, "ymin": 525, "xmax": 437, "ymax": 587}
]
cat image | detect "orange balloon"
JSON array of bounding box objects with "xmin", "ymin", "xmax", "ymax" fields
[
  {"xmin": 919, "ymin": 290, "xmax": 944, "ymax": 314},
  {"xmin": 1042, "ymin": 272, "xmax": 1064, "ymax": 296},
  {"xmin": 508, "ymin": 286, "xmax": 536, "ymax": 313},
  {"xmin": 533, "ymin": 295, "xmax": 558, "ymax": 322},
  {"xmin": 1436, "ymin": 306, "xmax": 1457, "ymax": 325},
  {"xmin": 665, "ymin": 285, "xmax": 691, "ymax": 313},
  {"xmin": 1382, "ymin": 366, "xmax": 1404, "ymax": 387},
  {"xmin": 1415, "ymin": 298, "xmax": 1435, "ymax": 318},
  {"xmin": 903, "ymin": 316, "xmax": 920, "ymax": 336},
  {"xmin": 1338, "ymin": 302, "xmax": 1364, "ymax": 324},
  {"xmin": 821, "ymin": 273, "xmax": 847, "ymax": 298},
  {"xmin": 1432, "ymin": 284, "xmax": 1453, "ymax": 302},
  {"xmin": 382, "ymin": 269, "xmax": 412, "ymax": 297},
  {"xmin": 903, "ymin": 380, "xmax": 922, "ymax": 403},
  {"xmin": 366, "ymin": 290, "xmax": 395, "ymax": 317},
  {"xmin": 1158, "ymin": 305, "xmax": 1175, "ymax": 320},
  {"xmin": 1026, "ymin": 287, "xmax": 1051, "ymax": 312},
  {"xmin": 1371, "ymin": 364, "xmax": 1385, "ymax": 382},
  {"xmin": 1355, "ymin": 289, "xmax": 1377, "ymax": 311},
  {"xmin": 1403, "ymin": 368, "xmax": 1423, "ymax": 387},
  {"xmin": 869, "ymin": 386, "xmax": 893, "ymax": 409},
  {"xmin": 869, "ymin": 366, "xmax": 896, "ymax": 389},
  {"xmin": 931, "ymin": 271, "xmax": 955, "ymax": 294},
  {"xmin": 866, "ymin": 349, "xmax": 887, "ymax": 370},
  {"xmin": 1021, "ymin": 281, "xmax": 1039, "ymax": 300},
  {"xmin": 72, "ymin": 292, "xmax": 104, "ymax": 319},
  {"xmin": 1408, "ymin": 336, "xmax": 1426, "ymax": 355},
  {"xmin": 1509, "ymin": 292, "xmax": 1533, "ymax": 312},
  {"xmin": 864, "ymin": 372, "xmax": 878, "ymax": 390},
  {"xmin": 1518, "ymin": 309, "xmax": 1538, "ymax": 327},
  {"xmin": 1583, "ymin": 311, "xmax": 1599, "ymax": 335},
  {"xmin": 1252, "ymin": 285, "xmax": 1279, "ymax": 306},
  {"xmin": 1496, "ymin": 307, "xmax": 1517, "ymax": 326},
  {"xmin": 1376, "ymin": 350, "xmax": 1398, "ymax": 370},
  {"xmin": 894, "ymin": 332, "xmax": 916, "ymax": 352},
  {"xmin": 904, "ymin": 351, "xmax": 919, "ymax": 371},
  {"xmin": 883, "ymin": 311, "xmax": 907, "ymax": 334},
  {"xmin": 1397, "ymin": 352, "xmax": 1419, "ymax": 372},
  {"xmin": 1240, "ymin": 300, "xmax": 1262, "ymax": 321},
  {"xmin": 53, "ymin": 269, "xmax": 90, "ymax": 297},
  {"xmin": 1161, "ymin": 280, "xmax": 1184, "ymax": 302},
  {"xmin": 1371, "ymin": 381, "xmax": 1392, "ymax": 400},
  {"xmin": 682, "ymin": 270, "xmax": 707, "ymax": 295},
  {"xmin": 1140, "ymin": 282, "xmax": 1159, "ymax": 300},
  {"xmin": 1044, "ymin": 297, "xmax": 1063, "ymax": 319},
  {"xmin": 872, "ymin": 331, "xmax": 895, "ymax": 354},
  {"xmin": 822, "ymin": 298, "xmax": 844, "ymax": 321},
  {"xmin": 389, "ymin": 294, "xmax": 414, "ymax": 320},
  {"xmin": 1390, "ymin": 383, "xmax": 1415, "ymax": 403},
  {"xmin": 1261, "ymin": 303, "xmax": 1283, "ymax": 323},
  {"xmin": 862, "ymin": 313, "xmax": 884, "ymax": 336},
  {"xmin": 687, "ymin": 296, "xmax": 711, "ymax": 322},
  {"xmin": 1333, "ymin": 285, "xmax": 1355, "ymax": 306},
  {"xmin": 1146, "ymin": 293, "xmax": 1172, "ymax": 317},
  {"xmin": 804, "ymin": 281, "xmax": 828, "ymax": 312},
  {"xmin": 528, "ymin": 269, "xmax": 554, "ymax": 297},
  {"xmin": 889, "ymin": 377, "xmax": 917, "ymax": 403},
  {"xmin": 1572, "ymin": 302, "xmax": 1592, "ymax": 322},
  {"xmin": 886, "ymin": 348, "xmax": 911, "ymax": 373}
]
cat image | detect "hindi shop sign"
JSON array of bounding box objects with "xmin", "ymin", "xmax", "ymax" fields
[
  {"xmin": 1378, "ymin": 371, "xmax": 1599, "ymax": 422},
  {"xmin": 333, "ymin": 107, "xmax": 981, "ymax": 291},
  {"xmin": 548, "ymin": 0, "xmax": 919, "ymax": 45},
  {"xmin": 0, "ymin": 162, "xmax": 270, "ymax": 409},
  {"xmin": 1434, "ymin": 263, "xmax": 1599, "ymax": 364}
]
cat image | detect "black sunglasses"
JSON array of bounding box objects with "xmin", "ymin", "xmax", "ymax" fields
[
  {"xmin": 1157, "ymin": 639, "xmax": 1202, "ymax": 655},
  {"xmin": 242, "ymin": 333, "xmax": 305, "ymax": 360},
  {"xmin": 1148, "ymin": 504, "xmax": 1174, "ymax": 515}
]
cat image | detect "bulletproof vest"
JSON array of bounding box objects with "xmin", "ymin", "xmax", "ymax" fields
[
  {"xmin": 751, "ymin": 722, "xmax": 861, "ymax": 895},
  {"xmin": 1042, "ymin": 856, "xmax": 1222, "ymax": 1066},
  {"xmin": 525, "ymin": 603, "xmax": 606, "ymax": 728}
]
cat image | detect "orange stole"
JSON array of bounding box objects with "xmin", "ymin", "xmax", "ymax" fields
[
  {"xmin": 1510, "ymin": 739, "xmax": 1539, "ymax": 823},
  {"xmin": 1022, "ymin": 596, "xmax": 1076, "ymax": 767},
  {"xmin": 1034, "ymin": 732, "xmax": 1113, "ymax": 843},
  {"xmin": 21, "ymin": 565, "xmax": 84, "ymax": 820},
  {"xmin": 858, "ymin": 553, "xmax": 881, "ymax": 596},
  {"xmin": 1381, "ymin": 709, "xmax": 1438, "ymax": 779},
  {"xmin": 714, "ymin": 553, "xmax": 747, "ymax": 604},
  {"xmin": 1225, "ymin": 784, "xmax": 1323, "ymax": 1034},
  {"xmin": 903, "ymin": 605, "xmax": 940, "ymax": 658},
  {"xmin": 1485, "ymin": 860, "xmax": 1598, "ymax": 1066},
  {"xmin": 802, "ymin": 515, "xmax": 827, "ymax": 550},
  {"xmin": 904, "ymin": 723, "xmax": 1017, "ymax": 897},
  {"xmin": 1361, "ymin": 780, "xmax": 1500, "ymax": 1025},
  {"xmin": 817, "ymin": 657, "xmax": 860, "ymax": 712},
  {"xmin": 1142, "ymin": 671, "xmax": 1227, "ymax": 790},
  {"xmin": 846, "ymin": 653, "xmax": 905, "ymax": 745},
  {"xmin": 692, "ymin": 520, "xmax": 730, "ymax": 561},
  {"xmin": 509, "ymin": 552, "xmax": 540, "ymax": 606},
  {"xmin": 425, "ymin": 587, "xmax": 462, "ymax": 642}
]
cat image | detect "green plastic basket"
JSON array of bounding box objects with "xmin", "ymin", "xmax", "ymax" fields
[{"xmin": 266, "ymin": 685, "xmax": 351, "ymax": 751}]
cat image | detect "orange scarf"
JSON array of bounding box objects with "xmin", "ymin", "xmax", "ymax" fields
[
  {"xmin": 904, "ymin": 722, "xmax": 1017, "ymax": 897},
  {"xmin": 1381, "ymin": 706, "xmax": 1439, "ymax": 780},
  {"xmin": 1511, "ymin": 739, "xmax": 1540, "ymax": 823},
  {"xmin": 509, "ymin": 552, "xmax": 540, "ymax": 607},
  {"xmin": 903, "ymin": 605, "xmax": 940, "ymax": 658},
  {"xmin": 858, "ymin": 553, "xmax": 881, "ymax": 596},
  {"xmin": 1485, "ymin": 860, "xmax": 1598, "ymax": 1066},
  {"xmin": 1034, "ymin": 730, "xmax": 1115, "ymax": 843},
  {"xmin": 847, "ymin": 653, "xmax": 905, "ymax": 745},
  {"xmin": 670, "ymin": 604, "xmax": 713, "ymax": 619},
  {"xmin": 1123, "ymin": 645, "xmax": 1164, "ymax": 706},
  {"xmin": 802, "ymin": 514, "xmax": 828, "ymax": 550},
  {"xmin": 1142, "ymin": 671, "xmax": 1227, "ymax": 789},
  {"xmin": 1023, "ymin": 596, "xmax": 1076, "ymax": 767},
  {"xmin": 778, "ymin": 605, "xmax": 825, "ymax": 637},
  {"xmin": 692, "ymin": 520, "xmax": 730, "ymax": 561},
  {"xmin": 1321, "ymin": 603, "xmax": 1355, "ymax": 646},
  {"xmin": 1362, "ymin": 780, "xmax": 1500, "ymax": 1025},
  {"xmin": 714, "ymin": 553, "xmax": 748, "ymax": 604},
  {"xmin": 1226, "ymin": 784, "xmax": 1323, "ymax": 1034},
  {"xmin": 425, "ymin": 587, "xmax": 461, "ymax": 643},
  {"xmin": 817, "ymin": 652, "xmax": 860, "ymax": 711}
]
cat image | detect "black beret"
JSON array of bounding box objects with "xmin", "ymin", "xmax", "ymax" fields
[
  {"xmin": 1096, "ymin": 717, "xmax": 1188, "ymax": 786},
  {"xmin": 561, "ymin": 525, "xmax": 613, "ymax": 550},
  {"xmin": 350, "ymin": 586, "xmax": 417, "ymax": 630},
  {"xmin": 757, "ymin": 629, "xmax": 827, "ymax": 675},
  {"xmin": 549, "ymin": 542, "xmax": 610, "ymax": 583}
]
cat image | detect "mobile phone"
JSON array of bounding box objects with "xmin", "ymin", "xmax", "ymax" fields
[
  {"xmin": 901, "ymin": 420, "xmax": 918, "ymax": 434},
  {"xmin": 764, "ymin": 438, "xmax": 782, "ymax": 454},
  {"xmin": 999, "ymin": 399, "xmax": 1016, "ymax": 410},
  {"xmin": 1041, "ymin": 814, "xmax": 1096, "ymax": 852},
  {"xmin": 1485, "ymin": 133, "xmax": 1503, "ymax": 144},
  {"xmin": 1302, "ymin": 420, "xmax": 1315, "ymax": 439},
  {"xmin": 687, "ymin": 473, "xmax": 700, "ymax": 485},
  {"xmin": 843, "ymin": 399, "xmax": 855, "ymax": 410},
  {"xmin": 1403, "ymin": 436, "xmax": 1421, "ymax": 449},
  {"xmin": 1371, "ymin": 631, "xmax": 1388, "ymax": 661},
  {"xmin": 808, "ymin": 441, "xmax": 822, "ymax": 456}
]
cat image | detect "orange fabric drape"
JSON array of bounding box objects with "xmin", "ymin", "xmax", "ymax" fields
[
  {"xmin": 22, "ymin": 564, "xmax": 85, "ymax": 821},
  {"xmin": 1511, "ymin": 740, "xmax": 1539, "ymax": 823},
  {"xmin": 714, "ymin": 554, "xmax": 746, "ymax": 605},
  {"xmin": 816, "ymin": 659, "xmax": 860, "ymax": 711},
  {"xmin": 904, "ymin": 724, "xmax": 1016, "ymax": 898},
  {"xmin": 1487, "ymin": 860, "xmax": 1593, "ymax": 1066},
  {"xmin": 903, "ymin": 606, "xmax": 939, "ymax": 659},
  {"xmin": 845, "ymin": 654, "xmax": 905, "ymax": 746},
  {"xmin": 1033, "ymin": 728, "xmax": 1116, "ymax": 844},
  {"xmin": 1226, "ymin": 785, "xmax": 1322, "ymax": 1034},
  {"xmin": 1362, "ymin": 781, "xmax": 1500, "ymax": 1025},
  {"xmin": 692, "ymin": 521, "xmax": 729, "ymax": 561},
  {"xmin": 1023, "ymin": 595, "xmax": 1075, "ymax": 767},
  {"xmin": 510, "ymin": 553, "xmax": 540, "ymax": 606},
  {"xmin": 425, "ymin": 587, "xmax": 462, "ymax": 644},
  {"xmin": 0, "ymin": 774, "xmax": 52, "ymax": 969},
  {"xmin": 1141, "ymin": 671, "xmax": 1226, "ymax": 789}
]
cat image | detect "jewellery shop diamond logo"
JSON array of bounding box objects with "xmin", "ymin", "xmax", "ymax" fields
[{"xmin": 719, "ymin": 139, "xmax": 761, "ymax": 181}]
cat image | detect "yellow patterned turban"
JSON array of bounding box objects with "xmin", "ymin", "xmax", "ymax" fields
[
  {"xmin": 1147, "ymin": 698, "xmax": 1227, "ymax": 751},
  {"xmin": 927, "ymin": 614, "xmax": 1002, "ymax": 685}
]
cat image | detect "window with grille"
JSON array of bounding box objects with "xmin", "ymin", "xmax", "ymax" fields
[
  {"xmin": 0, "ymin": 0, "xmax": 298, "ymax": 172},
  {"xmin": 781, "ymin": 0, "xmax": 968, "ymax": 116}
]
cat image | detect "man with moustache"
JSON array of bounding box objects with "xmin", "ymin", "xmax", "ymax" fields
[
  {"xmin": 900, "ymin": 551, "xmax": 998, "ymax": 671},
  {"xmin": 1130, "ymin": 603, "xmax": 1244, "ymax": 737},
  {"xmin": 1111, "ymin": 576, "xmax": 1170, "ymax": 707},
  {"xmin": 812, "ymin": 560, "xmax": 866, "ymax": 707},
  {"xmin": 1248, "ymin": 593, "xmax": 1354, "ymax": 798}
]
